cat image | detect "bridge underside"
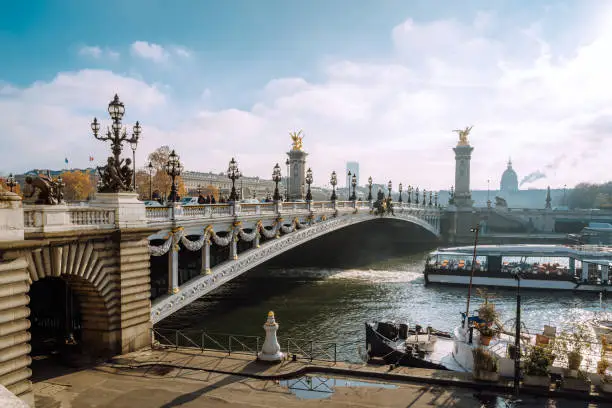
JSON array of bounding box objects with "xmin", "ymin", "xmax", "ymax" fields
[{"xmin": 150, "ymin": 212, "xmax": 440, "ymax": 323}]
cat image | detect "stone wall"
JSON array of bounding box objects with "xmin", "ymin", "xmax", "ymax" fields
[{"xmin": 0, "ymin": 257, "xmax": 33, "ymax": 406}]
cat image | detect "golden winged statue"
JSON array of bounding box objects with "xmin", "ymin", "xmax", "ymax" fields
[
  {"xmin": 452, "ymin": 126, "xmax": 473, "ymax": 146},
  {"xmin": 290, "ymin": 130, "xmax": 304, "ymax": 151}
]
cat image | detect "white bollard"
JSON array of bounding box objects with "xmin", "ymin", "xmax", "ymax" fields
[{"xmin": 257, "ymin": 311, "xmax": 285, "ymax": 362}]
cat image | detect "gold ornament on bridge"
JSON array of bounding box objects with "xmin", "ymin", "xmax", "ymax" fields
[
  {"xmin": 452, "ymin": 126, "xmax": 473, "ymax": 146},
  {"xmin": 290, "ymin": 130, "xmax": 304, "ymax": 151}
]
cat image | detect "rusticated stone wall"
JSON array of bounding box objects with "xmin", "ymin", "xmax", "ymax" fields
[{"xmin": 0, "ymin": 258, "xmax": 33, "ymax": 406}]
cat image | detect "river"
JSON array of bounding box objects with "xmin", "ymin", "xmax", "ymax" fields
[{"xmin": 158, "ymin": 248, "xmax": 611, "ymax": 363}]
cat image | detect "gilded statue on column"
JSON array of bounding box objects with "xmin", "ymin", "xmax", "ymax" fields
[
  {"xmin": 453, "ymin": 126, "xmax": 473, "ymax": 146},
  {"xmin": 290, "ymin": 130, "xmax": 304, "ymax": 151}
]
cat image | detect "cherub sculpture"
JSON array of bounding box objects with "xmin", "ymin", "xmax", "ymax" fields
[{"xmin": 290, "ymin": 130, "xmax": 304, "ymax": 151}]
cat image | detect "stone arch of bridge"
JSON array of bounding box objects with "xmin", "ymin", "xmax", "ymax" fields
[
  {"xmin": 25, "ymin": 242, "xmax": 120, "ymax": 353},
  {"xmin": 151, "ymin": 213, "xmax": 440, "ymax": 323}
]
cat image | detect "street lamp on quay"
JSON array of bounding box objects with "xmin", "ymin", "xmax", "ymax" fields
[
  {"xmin": 350, "ymin": 173, "xmax": 357, "ymax": 201},
  {"xmin": 398, "ymin": 183, "xmax": 403, "ymax": 203},
  {"xmin": 227, "ymin": 157, "xmax": 241, "ymax": 202},
  {"xmin": 387, "ymin": 180, "xmax": 392, "ymax": 199},
  {"xmin": 148, "ymin": 161, "xmax": 154, "ymax": 200},
  {"xmin": 91, "ymin": 94, "xmax": 141, "ymax": 192},
  {"xmin": 305, "ymin": 168, "xmax": 313, "ymax": 201},
  {"xmin": 510, "ymin": 269, "xmax": 525, "ymax": 398},
  {"xmin": 367, "ymin": 176, "xmax": 373, "ymax": 201},
  {"xmin": 165, "ymin": 150, "xmax": 183, "ymax": 203},
  {"xmin": 464, "ymin": 224, "xmax": 480, "ymax": 330},
  {"xmin": 6, "ymin": 173, "xmax": 18, "ymax": 193},
  {"xmin": 272, "ymin": 163, "xmax": 282, "ymax": 201},
  {"xmin": 330, "ymin": 171, "xmax": 338, "ymax": 201}
]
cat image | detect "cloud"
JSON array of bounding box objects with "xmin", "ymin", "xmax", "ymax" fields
[
  {"xmin": 3, "ymin": 8, "xmax": 612, "ymax": 189},
  {"xmin": 131, "ymin": 41, "xmax": 168, "ymax": 63},
  {"xmin": 130, "ymin": 42, "xmax": 191, "ymax": 63},
  {"xmin": 78, "ymin": 45, "xmax": 120, "ymax": 60}
]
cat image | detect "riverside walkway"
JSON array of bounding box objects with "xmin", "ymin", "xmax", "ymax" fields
[{"xmin": 32, "ymin": 347, "xmax": 612, "ymax": 407}]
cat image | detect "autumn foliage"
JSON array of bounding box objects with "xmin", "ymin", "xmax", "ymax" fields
[
  {"xmin": 0, "ymin": 178, "xmax": 21, "ymax": 195},
  {"xmin": 61, "ymin": 170, "xmax": 95, "ymax": 201}
]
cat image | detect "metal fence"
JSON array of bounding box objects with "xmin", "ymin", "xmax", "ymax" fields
[{"xmin": 151, "ymin": 328, "xmax": 355, "ymax": 363}]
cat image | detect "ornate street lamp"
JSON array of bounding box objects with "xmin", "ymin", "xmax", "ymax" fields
[
  {"xmin": 429, "ymin": 191, "xmax": 433, "ymax": 206},
  {"xmin": 6, "ymin": 173, "xmax": 17, "ymax": 193},
  {"xmin": 407, "ymin": 185, "xmax": 412, "ymax": 204},
  {"xmin": 165, "ymin": 150, "xmax": 183, "ymax": 203},
  {"xmin": 367, "ymin": 176, "xmax": 373, "ymax": 201},
  {"xmin": 227, "ymin": 157, "xmax": 241, "ymax": 201},
  {"xmin": 272, "ymin": 163, "xmax": 282, "ymax": 201},
  {"xmin": 347, "ymin": 170, "xmax": 352, "ymax": 200},
  {"xmin": 91, "ymin": 94, "xmax": 141, "ymax": 192},
  {"xmin": 285, "ymin": 158, "xmax": 290, "ymax": 200},
  {"xmin": 398, "ymin": 183, "xmax": 403, "ymax": 203},
  {"xmin": 423, "ymin": 189, "xmax": 427, "ymax": 206},
  {"xmin": 350, "ymin": 173, "xmax": 357, "ymax": 201},
  {"xmin": 148, "ymin": 161, "xmax": 153, "ymax": 200},
  {"xmin": 330, "ymin": 171, "xmax": 337, "ymax": 201},
  {"xmin": 434, "ymin": 192, "xmax": 439, "ymax": 207},
  {"xmin": 129, "ymin": 136, "xmax": 138, "ymax": 189},
  {"xmin": 415, "ymin": 187, "xmax": 420, "ymax": 205},
  {"xmin": 305, "ymin": 168, "xmax": 313, "ymax": 201},
  {"xmin": 387, "ymin": 180, "xmax": 392, "ymax": 199}
]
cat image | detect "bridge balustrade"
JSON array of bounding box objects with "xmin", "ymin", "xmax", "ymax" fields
[{"xmin": 23, "ymin": 205, "xmax": 116, "ymax": 233}]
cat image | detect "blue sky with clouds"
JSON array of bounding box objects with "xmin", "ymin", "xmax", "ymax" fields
[{"xmin": 1, "ymin": 0, "xmax": 611, "ymax": 189}]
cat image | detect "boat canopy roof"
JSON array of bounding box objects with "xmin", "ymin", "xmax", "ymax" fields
[
  {"xmin": 581, "ymin": 259, "xmax": 612, "ymax": 266},
  {"xmin": 431, "ymin": 244, "xmax": 612, "ymax": 259}
]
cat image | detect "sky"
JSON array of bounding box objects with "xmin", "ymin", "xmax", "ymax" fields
[{"xmin": 1, "ymin": 0, "xmax": 611, "ymax": 190}]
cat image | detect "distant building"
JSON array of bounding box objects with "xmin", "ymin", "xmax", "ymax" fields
[
  {"xmin": 439, "ymin": 159, "xmax": 570, "ymax": 209},
  {"xmin": 181, "ymin": 171, "xmax": 276, "ymax": 199},
  {"xmin": 346, "ymin": 161, "xmax": 359, "ymax": 188}
]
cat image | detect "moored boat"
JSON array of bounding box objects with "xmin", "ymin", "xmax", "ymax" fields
[{"xmin": 424, "ymin": 244, "xmax": 612, "ymax": 291}]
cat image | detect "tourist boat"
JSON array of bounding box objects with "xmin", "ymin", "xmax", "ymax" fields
[
  {"xmin": 364, "ymin": 321, "xmax": 449, "ymax": 370},
  {"xmin": 424, "ymin": 244, "xmax": 612, "ymax": 291}
]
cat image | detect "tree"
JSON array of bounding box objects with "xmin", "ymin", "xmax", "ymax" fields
[
  {"xmin": 201, "ymin": 185, "xmax": 219, "ymax": 201},
  {"xmin": 567, "ymin": 182, "xmax": 612, "ymax": 209},
  {"xmin": 61, "ymin": 170, "xmax": 95, "ymax": 201}
]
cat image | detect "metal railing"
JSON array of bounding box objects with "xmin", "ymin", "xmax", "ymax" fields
[{"xmin": 151, "ymin": 328, "xmax": 344, "ymax": 363}]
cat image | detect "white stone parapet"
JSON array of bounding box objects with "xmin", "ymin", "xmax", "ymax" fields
[
  {"xmin": 0, "ymin": 191, "xmax": 24, "ymax": 241},
  {"xmin": 258, "ymin": 311, "xmax": 284, "ymax": 362},
  {"xmin": 91, "ymin": 192, "xmax": 146, "ymax": 229},
  {"xmin": 23, "ymin": 204, "xmax": 115, "ymax": 233}
]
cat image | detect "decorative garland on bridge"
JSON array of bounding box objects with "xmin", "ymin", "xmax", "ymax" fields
[{"xmin": 148, "ymin": 209, "xmax": 440, "ymax": 257}]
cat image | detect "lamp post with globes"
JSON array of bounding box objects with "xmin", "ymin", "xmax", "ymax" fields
[
  {"xmin": 350, "ymin": 173, "xmax": 357, "ymax": 201},
  {"xmin": 285, "ymin": 158, "xmax": 290, "ymax": 201},
  {"xmin": 347, "ymin": 171, "xmax": 352, "ymax": 200},
  {"xmin": 305, "ymin": 168, "xmax": 313, "ymax": 201},
  {"xmin": 367, "ymin": 176, "xmax": 373, "ymax": 201},
  {"xmin": 330, "ymin": 171, "xmax": 337, "ymax": 201},
  {"xmin": 91, "ymin": 94, "xmax": 141, "ymax": 192},
  {"xmin": 407, "ymin": 185, "xmax": 412, "ymax": 204},
  {"xmin": 398, "ymin": 183, "xmax": 403, "ymax": 203},
  {"xmin": 227, "ymin": 157, "xmax": 241, "ymax": 202},
  {"xmin": 272, "ymin": 163, "xmax": 282, "ymax": 201},
  {"xmin": 6, "ymin": 173, "xmax": 18, "ymax": 193},
  {"xmin": 129, "ymin": 137, "xmax": 139, "ymax": 190},
  {"xmin": 423, "ymin": 189, "xmax": 427, "ymax": 207},
  {"xmin": 387, "ymin": 181, "xmax": 392, "ymax": 199},
  {"xmin": 165, "ymin": 150, "xmax": 183, "ymax": 203},
  {"xmin": 148, "ymin": 161, "xmax": 154, "ymax": 200},
  {"xmin": 415, "ymin": 187, "xmax": 420, "ymax": 205}
]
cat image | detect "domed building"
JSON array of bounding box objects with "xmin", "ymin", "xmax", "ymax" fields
[{"xmin": 500, "ymin": 158, "xmax": 518, "ymax": 193}]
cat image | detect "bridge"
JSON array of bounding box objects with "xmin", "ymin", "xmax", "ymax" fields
[{"xmin": 0, "ymin": 189, "xmax": 440, "ymax": 404}]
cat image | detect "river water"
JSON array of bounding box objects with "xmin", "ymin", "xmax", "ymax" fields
[{"xmin": 159, "ymin": 248, "xmax": 611, "ymax": 363}]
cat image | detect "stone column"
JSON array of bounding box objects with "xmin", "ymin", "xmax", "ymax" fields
[
  {"xmin": 167, "ymin": 234, "xmax": 179, "ymax": 294},
  {"xmin": 201, "ymin": 238, "xmax": 211, "ymax": 275},
  {"xmin": 287, "ymin": 149, "xmax": 308, "ymax": 200},
  {"xmin": 0, "ymin": 191, "xmax": 24, "ymax": 242},
  {"xmin": 230, "ymin": 229, "xmax": 238, "ymax": 260},
  {"xmin": 453, "ymin": 142, "xmax": 474, "ymax": 208}
]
